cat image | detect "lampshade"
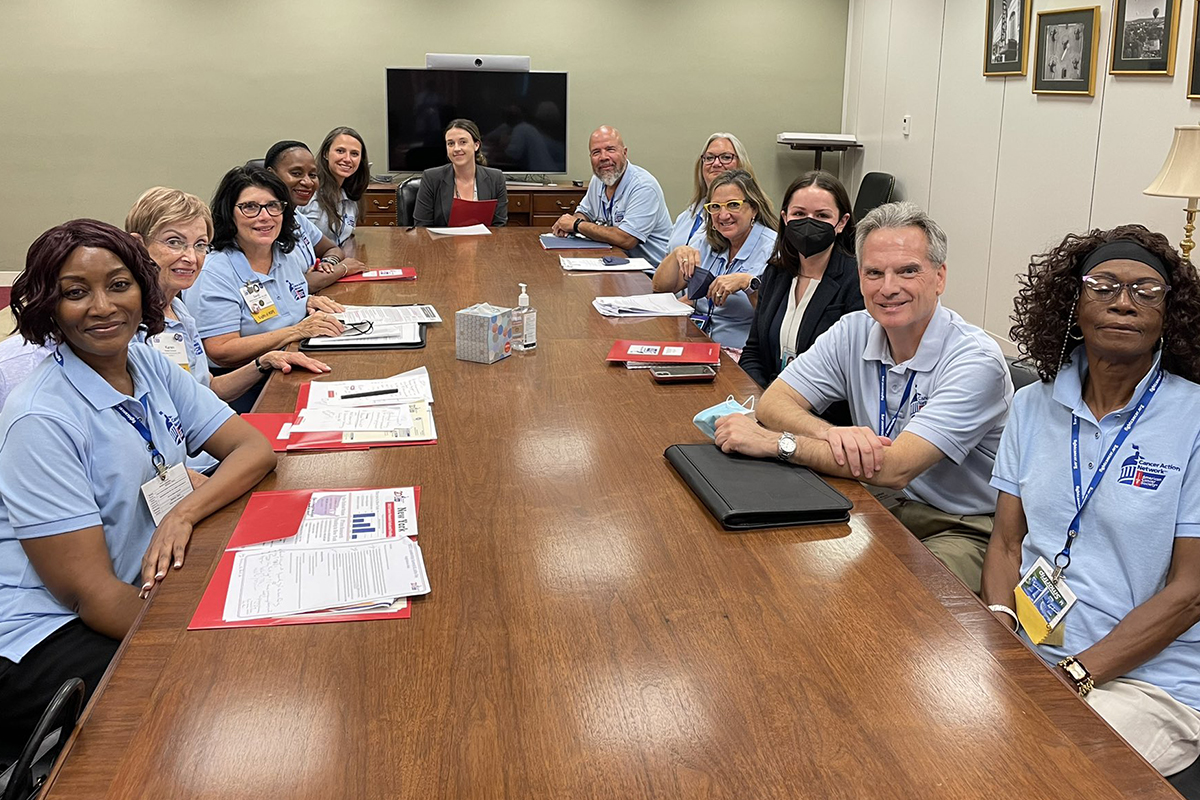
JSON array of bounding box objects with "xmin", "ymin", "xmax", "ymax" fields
[{"xmin": 1145, "ymin": 125, "xmax": 1200, "ymax": 199}]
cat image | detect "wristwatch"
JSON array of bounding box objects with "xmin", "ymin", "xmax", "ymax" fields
[
  {"xmin": 254, "ymin": 356, "xmax": 273, "ymax": 375},
  {"xmin": 1057, "ymin": 656, "xmax": 1095, "ymax": 697},
  {"xmin": 572, "ymin": 218, "xmax": 583, "ymax": 235},
  {"xmin": 748, "ymin": 276, "xmax": 761, "ymax": 293},
  {"xmin": 777, "ymin": 431, "xmax": 797, "ymax": 462}
]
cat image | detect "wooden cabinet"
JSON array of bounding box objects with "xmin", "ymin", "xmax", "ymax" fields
[{"xmin": 359, "ymin": 181, "xmax": 585, "ymax": 228}]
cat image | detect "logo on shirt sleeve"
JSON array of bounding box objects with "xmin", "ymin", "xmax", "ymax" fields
[
  {"xmin": 909, "ymin": 390, "xmax": 929, "ymax": 416},
  {"xmin": 1117, "ymin": 444, "xmax": 1179, "ymax": 491},
  {"xmin": 287, "ymin": 280, "xmax": 308, "ymax": 301}
]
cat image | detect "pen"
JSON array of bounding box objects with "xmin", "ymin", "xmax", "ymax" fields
[{"xmin": 341, "ymin": 388, "xmax": 399, "ymax": 400}]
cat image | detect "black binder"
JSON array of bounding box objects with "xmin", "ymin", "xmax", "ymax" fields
[
  {"xmin": 299, "ymin": 323, "xmax": 427, "ymax": 352},
  {"xmin": 665, "ymin": 443, "xmax": 853, "ymax": 530}
]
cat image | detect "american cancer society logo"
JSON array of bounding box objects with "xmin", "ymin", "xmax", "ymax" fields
[{"xmin": 1117, "ymin": 444, "xmax": 1180, "ymax": 491}]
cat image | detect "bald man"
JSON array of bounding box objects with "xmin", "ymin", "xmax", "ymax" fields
[{"xmin": 551, "ymin": 126, "xmax": 672, "ymax": 265}]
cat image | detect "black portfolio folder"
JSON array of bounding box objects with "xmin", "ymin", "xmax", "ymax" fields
[{"xmin": 665, "ymin": 443, "xmax": 853, "ymax": 530}]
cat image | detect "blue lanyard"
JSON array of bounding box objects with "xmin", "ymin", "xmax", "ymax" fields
[
  {"xmin": 115, "ymin": 402, "xmax": 168, "ymax": 478},
  {"xmin": 1058, "ymin": 369, "xmax": 1162, "ymax": 579},
  {"xmin": 601, "ymin": 193, "xmax": 616, "ymax": 226},
  {"xmin": 878, "ymin": 365, "xmax": 917, "ymax": 438},
  {"xmin": 688, "ymin": 213, "xmax": 703, "ymax": 240}
]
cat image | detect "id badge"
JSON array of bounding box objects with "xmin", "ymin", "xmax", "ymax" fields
[
  {"xmin": 239, "ymin": 280, "xmax": 279, "ymax": 324},
  {"xmin": 1014, "ymin": 556, "xmax": 1077, "ymax": 647},
  {"xmin": 140, "ymin": 463, "xmax": 194, "ymax": 526},
  {"xmin": 149, "ymin": 332, "xmax": 191, "ymax": 372}
]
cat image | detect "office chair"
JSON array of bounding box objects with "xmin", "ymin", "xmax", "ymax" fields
[
  {"xmin": 396, "ymin": 176, "xmax": 422, "ymax": 227},
  {"xmin": 1005, "ymin": 356, "xmax": 1040, "ymax": 391},
  {"xmin": 244, "ymin": 158, "xmax": 266, "ymax": 170},
  {"xmin": 852, "ymin": 172, "xmax": 895, "ymax": 221},
  {"xmin": 1169, "ymin": 757, "xmax": 1200, "ymax": 799},
  {"xmin": 0, "ymin": 678, "xmax": 85, "ymax": 800}
]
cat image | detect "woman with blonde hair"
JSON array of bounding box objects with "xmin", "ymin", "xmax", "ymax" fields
[{"xmin": 666, "ymin": 132, "xmax": 756, "ymax": 252}]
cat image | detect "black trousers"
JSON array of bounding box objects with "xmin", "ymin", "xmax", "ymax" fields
[{"xmin": 0, "ymin": 619, "xmax": 119, "ymax": 760}]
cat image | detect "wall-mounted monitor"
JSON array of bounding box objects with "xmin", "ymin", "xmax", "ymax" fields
[{"xmin": 386, "ymin": 68, "xmax": 568, "ymax": 174}]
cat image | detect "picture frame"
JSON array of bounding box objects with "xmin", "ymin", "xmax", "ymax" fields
[
  {"xmin": 1189, "ymin": 1, "xmax": 1200, "ymax": 96},
  {"xmin": 1033, "ymin": 7, "xmax": 1102, "ymax": 95},
  {"xmin": 1110, "ymin": 0, "xmax": 1180, "ymax": 74},
  {"xmin": 985, "ymin": 0, "xmax": 1034, "ymax": 75}
]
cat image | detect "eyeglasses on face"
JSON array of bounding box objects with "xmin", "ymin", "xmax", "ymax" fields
[
  {"xmin": 154, "ymin": 237, "xmax": 211, "ymax": 256},
  {"xmin": 1081, "ymin": 275, "xmax": 1171, "ymax": 308},
  {"xmin": 700, "ymin": 153, "xmax": 737, "ymax": 166},
  {"xmin": 703, "ymin": 199, "xmax": 748, "ymax": 214},
  {"xmin": 235, "ymin": 200, "xmax": 286, "ymax": 218}
]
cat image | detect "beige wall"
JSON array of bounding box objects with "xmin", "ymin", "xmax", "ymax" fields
[
  {"xmin": 843, "ymin": 0, "xmax": 1195, "ymax": 352},
  {"xmin": 0, "ymin": 0, "xmax": 850, "ymax": 273}
]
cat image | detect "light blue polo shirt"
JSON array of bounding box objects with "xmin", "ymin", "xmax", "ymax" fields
[
  {"xmin": 991, "ymin": 349, "xmax": 1200, "ymax": 709},
  {"xmin": 686, "ymin": 222, "xmax": 776, "ymax": 349},
  {"xmin": 299, "ymin": 190, "xmax": 356, "ymax": 246},
  {"xmin": 779, "ymin": 304, "xmax": 1012, "ymax": 515},
  {"xmin": 294, "ymin": 213, "xmax": 325, "ymax": 269},
  {"xmin": 186, "ymin": 244, "xmax": 311, "ymax": 350},
  {"xmin": 667, "ymin": 204, "xmax": 704, "ymax": 253},
  {"xmin": 577, "ymin": 163, "xmax": 672, "ymax": 266},
  {"xmin": 0, "ymin": 342, "xmax": 233, "ymax": 662},
  {"xmin": 139, "ymin": 297, "xmax": 213, "ymax": 389}
]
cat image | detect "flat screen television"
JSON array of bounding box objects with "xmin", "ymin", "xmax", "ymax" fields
[{"xmin": 386, "ymin": 68, "xmax": 568, "ymax": 174}]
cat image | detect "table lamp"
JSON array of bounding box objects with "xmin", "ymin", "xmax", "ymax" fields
[{"xmin": 1145, "ymin": 124, "xmax": 1200, "ymax": 263}]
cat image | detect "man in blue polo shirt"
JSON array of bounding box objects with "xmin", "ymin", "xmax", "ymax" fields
[
  {"xmin": 551, "ymin": 125, "xmax": 672, "ymax": 265},
  {"xmin": 714, "ymin": 201, "xmax": 1014, "ymax": 592}
]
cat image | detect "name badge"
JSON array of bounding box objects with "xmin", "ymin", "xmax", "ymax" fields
[
  {"xmin": 1014, "ymin": 556, "xmax": 1077, "ymax": 647},
  {"xmin": 140, "ymin": 462, "xmax": 194, "ymax": 526},
  {"xmin": 239, "ymin": 280, "xmax": 279, "ymax": 324},
  {"xmin": 149, "ymin": 332, "xmax": 191, "ymax": 372}
]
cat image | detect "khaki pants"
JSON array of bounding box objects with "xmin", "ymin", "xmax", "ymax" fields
[
  {"xmin": 873, "ymin": 489, "xmax": 993, "ymax": 593},
  {"xmin": 1088, "ymin": 678, "xmax": 1200, "ymax": 775}
]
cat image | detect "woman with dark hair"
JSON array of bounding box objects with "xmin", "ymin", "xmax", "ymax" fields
[
  {"xmin": 982, "ymin": 225, "xmax": 1200, "ymax": 776},
  {"xmin": 188, "ymin": 166, "xmax": 344, "ymax": 378},
  {"xmin": 264, "ymin": 140, "xmax": 367, "ymax": 277},
  {"xmin": 300, "ymin": 126, "xmax": 369, "ymax": 245},
  {"xmin": 413, "ymin": 119, "xmax": 508, "ymax": 227},
  {"xmin": 739, "ymin": 171, "xmax": 864, "ymax": 389},
  {"xmin": 651, "ymin": 169, "xmax": 778, "ymax": 350},
  {"xmin": 0, "ymin": 219, "xmax": 275, "ymax": 755}
]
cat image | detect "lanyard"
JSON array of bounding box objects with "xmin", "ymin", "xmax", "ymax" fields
[
  {"xmin": 601, "ymin": 193, "xmax": 616, "ymax": 226},
  {"xmin": 688, "ymin": 213, "xmax": 703, "ymax": 241},
  {"xmin": 877, "ymin": 365, "xmax": 917, "ymax": 438},
  {"xmin": 115, "ymin": 402, "xmax": 168, "ymax": 478},
  {"xmin": 1057, "ymin": 369, "xmax": 1162, "ymax": 580}
]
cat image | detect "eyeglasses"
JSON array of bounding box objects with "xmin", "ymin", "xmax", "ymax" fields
[
  {"xmin": 154, "ymin": 237, "xmax": 211, "ymax": 256},
  {"xmin": 1081, "ymin": 275, "xmax": 1171, "ymax": 308},
  {"xmin": 235, "ymin": 200, "xmax": 286, "ymax": 218},
  {"xmin": 341, "ymin": 320, "xmax": 375, "ymax": 337},
  {"xmin": 703, "ymin": 199, "xmax": 748, "ymax": 214},
  {"xmin": 700, "ymin": 153, "xmax": 737, "ymax": 166}
]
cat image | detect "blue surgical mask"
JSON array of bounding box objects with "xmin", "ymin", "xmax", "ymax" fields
[{"xmin": 693, "ymin": 395, "xmax": 756, "ymax": 439}]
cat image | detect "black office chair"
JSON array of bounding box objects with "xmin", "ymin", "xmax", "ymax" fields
[
  {"xmin": 395, "ymin": 176, "xmax": 422, "ymax": 227},
  {"xmin": 0, "ymin": 678, "xmax": 85, "ymax": 800},
  {"xmin": 1005, "ymin": 356, "xmax": 1041, "ymax": 391},
  {"xmin": 853, "ymin": 172, "xmax": 896, "ymax": 221},
  {"xmin": 244, "ymin": 158, "xmax": 266, "ymax": 170},
  {"xmin": 1169, "ymin": 757, "xmax": 1200, "ymax": 799}
]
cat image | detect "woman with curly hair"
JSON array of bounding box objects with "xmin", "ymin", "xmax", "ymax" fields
[{"xmin": 982, "ymin": 224, "xmax": 1200, "ymax": 776}]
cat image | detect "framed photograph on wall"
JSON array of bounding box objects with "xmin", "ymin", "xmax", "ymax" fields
[
  {"xmin": 985, "ymin": 0, "xmax": 1034, "ymax": 75},
  {"xmin": 1188, "ymin": 1, "xmax": 1200, "ymax": 96},
  {"xmin": 1110, "ymin": 0, "xmax": 1180, "ymax": 74},
  {"xmin": 1033, "ymin": 7, "xmax": 1102, "ymax": 95}
]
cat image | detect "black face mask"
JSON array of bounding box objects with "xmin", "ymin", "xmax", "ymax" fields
[{"xmin": 784, "ymin": 217, "xmax": 837, "ymax": 258}]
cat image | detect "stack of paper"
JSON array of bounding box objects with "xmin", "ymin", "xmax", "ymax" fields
[
  {"xmin": 305, "ymin": 304, "xmax": 441, "ymax": 349},
  {"xmin": 592, "ymin": 293, "xmax": 694, "ymax": 317},
  {"xmin": 428, "ymin": 223, "xmax": 490, "ymax": 236},
  {"xmin": 559, "ymin": 256, "xmax": 652, "ymax": 272},
  {"xmin": 189, "ymin": 487, "xmax": 430, "ymax": 629}
]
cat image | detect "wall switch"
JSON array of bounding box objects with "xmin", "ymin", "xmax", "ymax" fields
[{"xmin": 902, "ymin": 115, "xmax": 912, "ymax": 137}]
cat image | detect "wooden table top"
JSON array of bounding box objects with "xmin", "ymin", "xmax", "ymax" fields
[{"xmin": 41, "ymin": 229, "xmax": 1180, "ymax": 799}]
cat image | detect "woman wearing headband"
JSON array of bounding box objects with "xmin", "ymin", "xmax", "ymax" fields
[{"xmin": 982, "ymin": 225, "xmax": 1200, "ymax": 776}]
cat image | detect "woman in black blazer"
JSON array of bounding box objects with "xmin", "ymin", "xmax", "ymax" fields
[
  {"xmin": 740, "ymin": 171, "xmax": 864, "ymax": 391},
  {"xmin": 414, "ymin": 119, "xmax": 508, "ymax": 227}
]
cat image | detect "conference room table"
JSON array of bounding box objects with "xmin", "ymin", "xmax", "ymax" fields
[{"xmin": 40, "ymin": 229, "xmax": 1181, "ymax": 799}]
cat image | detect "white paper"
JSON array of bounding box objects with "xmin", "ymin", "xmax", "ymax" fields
[
  {"xmin": 305, "ymin": 367, "xmax": 434, "ymax": 409},
  {"xmin": 140, "ymin": 463, "xmax": 194, "ymax": 527},
  {"xmin": 337, "ymin": 304, "xmax": 441, "ymax": 325},
  {"xmin": 291, "ymin": 406, "xmax": 414, "ymax": 433},
  {"xmin": 428, "ymin": 224, "xmax": 491, "ymax": 236},
  {"xmin": 222, "ymin": 538, "xmax": 430, "ymax": 621},
  {"xmin": 306, "ymin": 322, "xmax": 421, "ymax": 347},
  {"xmin": 559, "ymin": 256, "xmax": 652, "ymax": 272},
  {"xmin": 592, "ymin": 293, "xmax": 693, "ymax": 317},
  {"xmin": 237, "ymin": 488, "xmax": 419, "ymax": 550},
  {"xmin": 358, "ymin": 269, "xmax": 408, "ymax": 278}
]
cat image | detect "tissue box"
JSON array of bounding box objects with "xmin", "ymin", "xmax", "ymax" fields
[{"xmin": 455, "ymin": 303, "xmax": 513, "ymax": 364}]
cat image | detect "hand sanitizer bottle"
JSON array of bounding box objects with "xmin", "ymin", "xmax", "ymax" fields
[{"xmin": 513, "ymin": 283, "xmax": 537, "ymax": 351}]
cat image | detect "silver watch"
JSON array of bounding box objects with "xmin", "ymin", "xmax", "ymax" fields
[{"xmin": 777, "ymin": 432, "xmax": 796, "ymax": 462}]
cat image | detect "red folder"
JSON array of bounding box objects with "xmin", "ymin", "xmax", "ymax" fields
[
  {"xmin": 605, "ymin": 340, "xmax": 721, "ymax": 365},
  {"xmin": 241, "ymin": 413, "xmax": 296, "ymax": 452},
  {"xmin": 338, "ymin": 268, "xmax": 417, "ymax": 283},
  {"xmin": 448, "ymin": 198, "xmax": 497, "ymax": 227},
  {"xmin": 188, "ymin": 487, "xmax": 421, "ymax": 630}
]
